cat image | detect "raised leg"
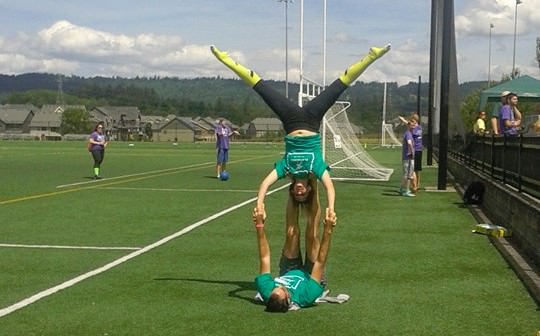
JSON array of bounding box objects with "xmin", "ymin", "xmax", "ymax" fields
[
  {"xmin": 210, "ymin": 45, "xmax": 261, "ymax": 87},
  {"xmin": 339, "ymin": 44, "xmax": 391, "ymax": 86}
]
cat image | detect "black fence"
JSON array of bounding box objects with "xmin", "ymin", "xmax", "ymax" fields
[{"xmin": 450, "ymin": 134, "xmax": 540, "ymax": 199}]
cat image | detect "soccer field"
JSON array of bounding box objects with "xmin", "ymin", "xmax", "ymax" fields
[{"xmin": 0, "ymin": 141, "xmax": 538, "ymax": 336}]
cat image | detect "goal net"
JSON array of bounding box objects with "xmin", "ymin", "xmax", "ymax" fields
[
  {"xmin": 381, "ymin": 122, "xmax": 401, "ymax": 147},
  {"xmin": 299, "ymin": 77, "xmax": 394, "ymax": 181}
]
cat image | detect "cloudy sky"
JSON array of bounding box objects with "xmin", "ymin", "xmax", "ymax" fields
[{"xmin": 0, "ymin": 0, "xmax": 538, "ymax": 86}]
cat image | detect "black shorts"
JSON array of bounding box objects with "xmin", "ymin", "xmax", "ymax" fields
[
  {"xmin": 253, "ymin": 79, "xmax": 347, "ymax": 134},
  {"xmin": 414, "ymin": 151, "xmax": 423, "ymax": 171}
]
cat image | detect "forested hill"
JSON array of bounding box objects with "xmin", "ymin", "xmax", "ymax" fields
[{"xmin": 0, "ymin": 73, "xmax": 487, "ymax": 131}]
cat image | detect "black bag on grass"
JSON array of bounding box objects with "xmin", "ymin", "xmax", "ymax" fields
[{"xmin": 463, "ymin": 181, "xmax": 485, "ymax": 205}]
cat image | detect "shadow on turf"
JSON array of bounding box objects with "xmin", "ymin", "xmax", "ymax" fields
[
  {"xmin": 381, "ymin": 189, "xmax": 403, "ymax": 197},
  {"xmin": 154, "ymin": 277, "xmax": 261, "ymax": 305},
  {"xmin": 339, "ymin": 180, "xmax": 394, "ymax": 189}
]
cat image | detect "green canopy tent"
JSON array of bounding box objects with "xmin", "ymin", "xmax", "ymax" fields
[{"xmin": 479, "ymin": 75, "xmax": 540, "ymax": 111}]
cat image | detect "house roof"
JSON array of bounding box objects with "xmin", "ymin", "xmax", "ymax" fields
[
  {"xmin": 40, "ymin": 104, "xmax": 87, "ymax": 114},
  {"xmin": 142, "ymin": 115, "xmax": 195, "ymax": 131},
  {"xmin": 195, "ymin": 116, "xmax": 239, "ymax": 129},
  {"xmin": 0, "ymin": 104, "xmax": 37, "ymax": 123},
  {"xmin": 30, "ymin": 111, "xmax": 62, "ymax": 127},
  {"xmin": 31, "ymin": 105, "xmax": 86, "ymax": 128},
  {"xmin": 249, "ymin": 117, "xmax": 283, "ymax": 131},
  {"xmin": 93, "ymin": 106, "xmax": 141, "ymax": 121}
]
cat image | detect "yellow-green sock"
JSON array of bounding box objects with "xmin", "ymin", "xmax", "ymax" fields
[
  {"xmin": 94, "ymin": 168, "xmax": 99, "ymax": 176},
  {"xmin": 210, "ymin": 45, "xmax": 261, "ymax": 87},
  {"xmin": 339, "ymin": 44, "xmax": 391, "ymax": 86}
]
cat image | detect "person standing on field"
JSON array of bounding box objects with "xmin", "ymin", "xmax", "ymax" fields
[
  {"xmin": 410, "ymin": 113, "xmax": 423, "ymax": 193},
  {"xmin": 215, "ymin": 119, "xmax": 238, "ymax": 178},
  {"xmin": 399, "ymin": 119, "xmax": 416, "ymax": 197},
  {"xmin": 88, "ymin": 123, "xmax": 108, "ymax": 179},
  {"xmin": 399, "ymin": 113, "xmax": 422, "ymax": 193}
]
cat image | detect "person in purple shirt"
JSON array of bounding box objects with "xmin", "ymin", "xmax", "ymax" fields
[
  {"xmin": 88, "ymin": 123, "xmax": 108, "ymax": 179},
  {"xmin": 399, "ymin": 119, "xmax": 416, "ymax": 197},
  {"xmin": 215, "ymin": 119, "xmax": 238, "ymax": 178},
  {"xmin": 410, "ymin": 113, "xmax": 423, "ymax": 193},
  {"xmin": 399, "ymin": 113, "xmax": 422, "ymax": 192},
  {"xmin": 498, "ymin": 93, "xmax": 522, "ymax": 136}
]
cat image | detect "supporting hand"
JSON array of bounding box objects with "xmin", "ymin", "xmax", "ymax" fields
[
  {"xmin": 252, "ymin": 206, "xmax": 265, "ymax": 228},
  {"xmin": 324, "ymin": 208, "xmax": 337, "ymax": 232}
]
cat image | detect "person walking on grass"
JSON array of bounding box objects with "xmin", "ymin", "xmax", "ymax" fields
[
  {"xmin": 400, "ymin": 118, "xmax": 416, "ymax": 197},
  {"xmin": 211, "ymin": 43, "xmax": 390, "ymax": 220},
  {"xmin": 88, "ymin": 123, "xmax": 108, "ymax": 179}
]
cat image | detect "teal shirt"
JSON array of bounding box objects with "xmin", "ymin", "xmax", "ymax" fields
[
  {"xmin": 255, "ymin": 270, "xmax": 324, "ymax": 308},
  {"xmin": 274, "ymin": 134, "xmax": 329, "ymax": 180}
]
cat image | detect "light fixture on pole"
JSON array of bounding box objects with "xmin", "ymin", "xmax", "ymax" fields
[
  {"xmin": 278, "ymin": 0, "xmax": 293, "ymax": 98},
  {"xmin": 512, "ymin": 0, "xmax": 522, "ymax": 79},
  {"xmin": 488, "ymin": 23, "xmax": 494, "ymax": 86}
]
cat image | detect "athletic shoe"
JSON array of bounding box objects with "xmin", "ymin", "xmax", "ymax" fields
[
  {"xmin": 94, "ymin": 175, "xmax": 102, "ymax": 180},
  {"xmin": 254, "ymin": 292, "xmax": 264, "ymax": 303},
  {"xmin": 402, "ymin": 191, "xmax": 416, "ymax": 197}
]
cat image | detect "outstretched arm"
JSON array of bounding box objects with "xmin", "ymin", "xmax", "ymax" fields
[
  {"xmin": 320, "ymin": 171, "xmax": 335, "ymax": 213},
  {"xmin": 256, "ymin": 169, "xmax": 279, "ymax": 219},
  {"xmin": 309, "ymin": 208, "xmax": 337, "ymax": 283},
  {"xmin": 398, "ymin": 116, "xmax": 408, "ymax": 125},
  {"xmin": 253, "ymin": 207, "xmax": 271, "ymax": 274}
]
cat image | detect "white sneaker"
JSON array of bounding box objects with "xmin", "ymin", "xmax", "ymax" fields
[{"xmin": 254, "ymin": 292, "xmax": 263, "ymax": 302}]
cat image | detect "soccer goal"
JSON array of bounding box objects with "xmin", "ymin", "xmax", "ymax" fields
[
  {"xmin": 381, "ymin": 123, "xmax": 402, "ymax": 147},
  {"xmin": 380, "ymin": 82, "xmax": 401, "ymax": 147},
  {"xmin": 299, "ymin": 77, "xmax": 394, "ymax": 181}
]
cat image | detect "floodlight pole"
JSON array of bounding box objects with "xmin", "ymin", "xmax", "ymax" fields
[
  {"xmin": 321, "ymin": 0, "xmax": 327, "ymax": 160},
  {"xmin": 278, "ymin": 0, "xmax": 293, "ymax": 98},
  {"xmin": 511, "ymin": 0, "xmax": 522, "ymax": 79},
  {"xmin": 298, "ymin": 0, "xmax": 304, "ymax": 107},
  {"xmin": 488, "ymin": 23, "xmax": 494, "ymax": 86},
  {"xmin": 323, "ymin": 0, "xmax": 327, "ymax": 86}
]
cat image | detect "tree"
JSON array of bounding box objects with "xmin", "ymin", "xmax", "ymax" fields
[
  {"xmin": 61, "ymin": 108, "xmax": 92, "ymax": 134},
  {"xmin": 459, "ymin": 88, "xmax": 483, "ymax": 133},
  {"xmin": 144, "ymin": 122, "xmax": 153, "ymax": 141}
]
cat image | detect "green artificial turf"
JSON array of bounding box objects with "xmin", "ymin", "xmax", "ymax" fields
[{"xmin": 0, "ymin": 141, "xmax": 538, "ymax": 335}]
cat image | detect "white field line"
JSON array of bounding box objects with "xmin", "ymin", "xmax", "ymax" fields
[
  {"xmin": 55, "ymin": 162, "xmax": 214, "ymax": 189},
  {"xmin": 102, "ymin": 187, "xmax": 258, "ymax": 193},
  {"xmin": 0, "ymin": 183, "xmax": 289, "ymax": 318},
  {"xmin": 0, "ymin": 244, "xmax": 140, "ymax": 251}
]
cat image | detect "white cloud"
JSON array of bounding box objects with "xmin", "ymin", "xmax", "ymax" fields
[{"xmin": 0, "ymin": 1, "xmax": 538, "ymax": 84}]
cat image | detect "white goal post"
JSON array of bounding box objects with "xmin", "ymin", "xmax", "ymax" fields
[
  {"xmin": 299, "ymin": 77, "xmax": 394, "ymax": 181},
  {"xmin": 380, "ymin": 82, "xmax": 401, "ymax": 147}
]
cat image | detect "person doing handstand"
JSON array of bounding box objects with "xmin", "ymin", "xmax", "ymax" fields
[{"xmin": 211, "ymin": 44, "xmax": 390, "ymax": 217}]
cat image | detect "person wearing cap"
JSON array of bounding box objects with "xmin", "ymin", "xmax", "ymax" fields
[
  {"xmin": 491, "ymin": 91, "xmax": 511, "ymax": 135},
  {"xmin": 499, "ymin": 93, "xmax": 522, "ymax": 136}
]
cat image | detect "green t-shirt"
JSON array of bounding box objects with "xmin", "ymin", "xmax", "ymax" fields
[
  {"xmin": 255, "ymin": 270, "xmax": 324, "ymax": 308},
  {"xmin": 274, "ymin": 134, "xmax": 329, "ymax": 180}
]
